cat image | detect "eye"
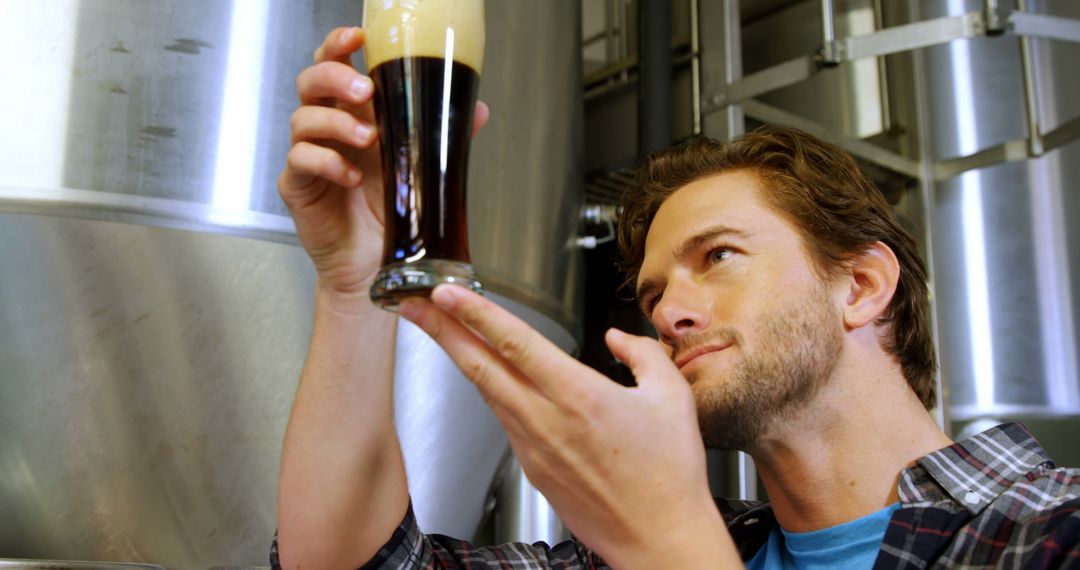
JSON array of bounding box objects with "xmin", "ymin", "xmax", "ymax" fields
[
  {"xmin": 643, "ymin": 292, "xmax": 663, "ymax": 316},
  {"xmin": 708, "ymin": 247, "xmax": 733, "ymax": 264}
]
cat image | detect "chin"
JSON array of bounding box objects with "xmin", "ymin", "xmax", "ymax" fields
[
  {"xmin": 688, "ymin": 372, "xmax": 731, "ymax": 411},
  {"xmin": 686, "ymin": 360, "xmax": 734, "ymax": 388}
]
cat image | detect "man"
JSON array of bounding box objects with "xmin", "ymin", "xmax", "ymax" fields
[{"xmin": 275, "ymin": 27, "xmax": 1080, "ymax": 569}]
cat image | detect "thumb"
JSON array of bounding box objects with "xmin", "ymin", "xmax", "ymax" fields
[
  {"xmin": 604, "ymin": 328, "xmax": 681, "ymax": 388},
  {"xmin": 471, "ymin": 101, "xmax": 490, "ymax": 138}
]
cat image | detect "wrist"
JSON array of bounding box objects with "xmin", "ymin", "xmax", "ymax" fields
[
  {"xmin": 314, "ymin": 277, "xmax": 384, "ymax": 318},
  {"xmin": 305, "ymin": 278, "xmax": 398, "ymax": 387},
  {"xmin": 614, "ymin": 503, "xmax": 739, "ymax": 570}
]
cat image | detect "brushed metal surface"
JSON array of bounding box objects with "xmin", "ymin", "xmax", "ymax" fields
[
  {"xmin": 0, "ymin": 560, "xmax": 164, "ymax": 569},
  {"xmin": 0, "ymin": 212, "xmax": 575, "ymax": 567},
  {"xmin": 917, "ymin": 0, "xmax": 1080, "ymax": 419},
  {"xmin": 741, "ymin": 0, "xmax": 889, "ymax": 140},
  {"xmin": 0, "ymin": 214, "xmax": 312, "ymax": 566},
  {"xmin": 470, "ymin": 0, "xmax": 585, "ymax": 333},
  {"xmin": 0, "ymin": 0, "xmax": 583, "ymax": 567},
  {"xmin": 493, "ymin": 456, "xmax": 569, "ymax": 547},
  {"xmin": 0, "ymin": 0, "xmax": 318, "ymax": 239},
  {"xmin": 0, "ymin": 0, "xmax": 584, "ymax": 333}
]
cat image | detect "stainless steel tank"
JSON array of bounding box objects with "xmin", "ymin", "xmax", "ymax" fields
[
  {"xmin": 741, "ymin": 0, "xmax": 890, "ymax": 140},
  {"xmin": 720, "ymin": 0, "xmax": 1080, "ymax": 456},
  {"xmin": 0, "ymin": 0, "xmax": 583, "ymax": 567},
  {"xmin": 915, "ymin": 0, "xmax": 1080, "ymax": 435}
]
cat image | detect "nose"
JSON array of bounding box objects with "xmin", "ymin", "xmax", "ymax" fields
[{"xmin": 650, "ymin": 279, "xmax": 711, "ymax": 345}]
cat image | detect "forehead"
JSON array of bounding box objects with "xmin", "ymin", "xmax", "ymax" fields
[{"xmin": 638, "ymin": 171, "xmax": 800, "ymax": 282}]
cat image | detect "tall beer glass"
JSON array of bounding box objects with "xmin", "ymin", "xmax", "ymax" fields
[{"xmin": 364, "ymin": 0, "xmax": 486, "ymax": 309}]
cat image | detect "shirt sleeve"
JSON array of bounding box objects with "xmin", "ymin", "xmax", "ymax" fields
[
  {"xmin": 1020, "ymin": 497, "xmax": 1080, "ymax": 569},
  {"xmin": 271, "ymin": 503, "xmax": 612, "ymax": 570}
]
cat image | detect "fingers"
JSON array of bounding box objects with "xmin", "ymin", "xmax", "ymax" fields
[
  {"xmin": 313, "ymin": 26, "xmax": 365, "ymax": 65},
  {"xmin": 604, "ymin": 329, "xmax": 681, "ymax": 389},
  {"xmin": 399, "ymin": 297, "xmax": 545, "ymax": 415},
  {"xmin": 297, "ymin": 61, "xmax": 374, "ymax": 106},
  {"xmin": 472, "ymin": 101, "xmax": 490, "ymax": 138},
  {"xmin": 282, "ymin": 142, "xmax": 362, "ymax": 197},
  {"xmin": 425, "ymin": 285, "xmax": 588, "ymax": 400},
  {"xmin": 303, "ymin": 27, "xmax": 370, "ymax": 106},
  {"xmin": 400, "ymin": 298, "xmax": 564, "ymax": 474},
  {"xmin": 280, "ymin": 29, "xmax": 377, "ymax": 213},
  {"xmin": 290, "ymin": 106, "xmax": 377, "ymax": 148}
]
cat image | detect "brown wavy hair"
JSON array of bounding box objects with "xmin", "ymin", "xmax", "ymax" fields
[{"xmin": 616, "ymin": 125, "xmax": 937, "ymax": 409}]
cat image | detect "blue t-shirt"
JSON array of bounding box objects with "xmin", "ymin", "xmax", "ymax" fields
[{"xmin": 746, "ymin": 503, "xmax": 900, "ymax": 570}]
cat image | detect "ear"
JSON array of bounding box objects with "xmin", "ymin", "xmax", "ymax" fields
[{"xmin": 842, "ymin": 241, "xmax": 900, "ymax": 330}]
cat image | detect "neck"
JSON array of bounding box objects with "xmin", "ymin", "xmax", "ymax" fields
[{"xmin": 745, "ymin": 338, "xmax": 952, "ymax": 532}]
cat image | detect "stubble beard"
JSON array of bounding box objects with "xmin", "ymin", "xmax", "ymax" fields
[{"xmin": 691, "ymin": 286, "xmax": 844, "ymax": 451}]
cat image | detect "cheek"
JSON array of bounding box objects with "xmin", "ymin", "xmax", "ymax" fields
[
  {"xmin": 712, "ymin": 264, "xmax": 811, "ymax": 333},
  {"xmin": 708, "ymin": 285, "xmax": 754, "ymax": 329},
  {"xmin": 702, "ymin": 266, "xmax": 757, "ymax": 316}
]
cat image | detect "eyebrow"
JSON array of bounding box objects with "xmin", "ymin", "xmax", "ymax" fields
[{"xmin": 635, "ymin": 224, "xmax": 751, "ymax": 311}]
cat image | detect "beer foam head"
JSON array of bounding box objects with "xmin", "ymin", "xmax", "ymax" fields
[{"xmin": 364, "ymin": 0, "xmax": 485, "ymax": 73}]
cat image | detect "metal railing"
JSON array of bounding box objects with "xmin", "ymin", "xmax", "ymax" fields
[{"xmin": 701, "ymin": 0, "xmax": 1080, "ymax": 182}]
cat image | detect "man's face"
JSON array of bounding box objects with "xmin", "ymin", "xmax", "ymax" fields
[{"xmin": 636, "ymin": 171, "xmax": 844, "ymax": 450}]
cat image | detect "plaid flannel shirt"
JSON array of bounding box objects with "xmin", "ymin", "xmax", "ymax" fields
[{"xmin": 272, "ymin": 422, "xmax": 1080, "ymax": 568}]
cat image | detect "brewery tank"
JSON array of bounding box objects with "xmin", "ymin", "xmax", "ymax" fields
[
  {"xmin": 725, "ymin": 0, "xmax": 1080, "ymax": 455},
  {"xmin": 915, "ymin": 0, "xmax": 1080, "ymax": 439},
  {"xmin": 0, "ymin": 0, "xmax": 583, "ymax": 567}
]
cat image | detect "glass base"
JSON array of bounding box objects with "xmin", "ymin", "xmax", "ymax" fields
[{"xmin": 369, "ymin": 259, "xmax": 483, "ymax": 311}]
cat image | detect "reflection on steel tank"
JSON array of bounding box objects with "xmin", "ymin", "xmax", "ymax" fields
[
  {"xmin": 0, "ymin": 0, "xmax": 582, "ymax": 567},
  {"xmin": 728, "ymin": 0, "xmax": 1080, "ymax": 464},
  {"xmin": 915, "ymin": 0, "xmax": 1080, "ymax": 452}
]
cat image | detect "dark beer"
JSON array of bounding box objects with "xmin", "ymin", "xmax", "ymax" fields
[
  {"xmin": 364, "ymin": 0, "xmax": 486, "ymax": 309},
  {"xmin": 371, "ymin": 57, "xmax": 480, "ymax": 267}
]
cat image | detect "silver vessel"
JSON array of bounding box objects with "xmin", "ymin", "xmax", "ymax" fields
[{"xmin": 0, "ymin": 0, "xmax": 582, "ymax": 567}]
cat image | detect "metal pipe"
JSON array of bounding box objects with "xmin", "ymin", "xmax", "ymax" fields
[
  {"xmin": 702, "ymin": 0, "xmax": 745, "ymax": 141},
  {"xmin": 622, "ymin": 0, "xmax": 630, "ymax": 62},
  {"xmin": 1016, "ymin": 0, "xmax": 1044, "ymax": 156},
  {"xmin": 820, "ymin": 0, "xmax": 840, "ymax": 65},
  {"xmin": 584, "ymin": 30, "xmax": 609, "ymax": 48},
  {"xmin": 638, "ymin": 0, "xmax": 673, "ymax": 155},
  {"xmin": 691, "ymin": 0, "xmax": 702, "ymax": 135},
  {"xmin": 983, "ymin": 0, "xmax": 1004, "ymax": 35},
  {"xmin": 908, "ymin": 0, "xmax": 948, "ymax": 431},
  {"xmin": 606, "ymin": 0, "xmax": 618, "ymax": 65},
  {"xmin": 723, "ymin": 0, "xmax": 742, "ymax": 137},
  {"xmin": 873, "ymin": 0, "xmax": 893, "ymax": 132}
]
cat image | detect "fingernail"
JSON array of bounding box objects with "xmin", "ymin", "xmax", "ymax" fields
[
  {"xmin": 350, "ymin": 77, "xmax": 371, "ymax": 100},
  {"xmin": 339, "ymin": 27, "xmax": 354, "ymax": 45},
  {"xmin": 354, "ymin": 123, "xmax": 373, "ymax": 143},
  {"xmin": 346, "ymin": 167, "xmax": 362, "ymax": 186}
]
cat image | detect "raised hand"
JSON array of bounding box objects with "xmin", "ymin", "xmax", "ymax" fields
[
  {"xmin": 400, "ymin": 285, "xmax": 740, "ymax": 569},
  {"xmin": 279, "ymin": 27, "xmax": 489, "ymax": 307},
  {"xmin": 279, "ymin": 27, "xmax": 385, "ymax": 303}
]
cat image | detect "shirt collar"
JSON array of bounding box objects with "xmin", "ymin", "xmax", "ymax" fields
[{"xmin": 896, "ymin": 422, "xmax": 1054, "ymax": 515}]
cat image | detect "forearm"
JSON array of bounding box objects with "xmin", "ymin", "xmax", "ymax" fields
[{"xmin": 277, "ymin": 281, "xmax": 408, "ymax": 569}]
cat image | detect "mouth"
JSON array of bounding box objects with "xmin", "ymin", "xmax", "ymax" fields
[{"xmin": 674, "ymin": 343, "xmax": 732, "ymax": 372}]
